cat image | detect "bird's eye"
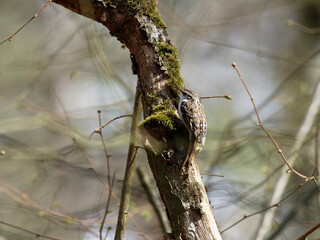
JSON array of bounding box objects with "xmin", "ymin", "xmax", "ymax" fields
[{"xmin": 187, "ymin": 96, "xmax": 191, "ymax": 100}]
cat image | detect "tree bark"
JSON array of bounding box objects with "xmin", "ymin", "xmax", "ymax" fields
[{"xmin": 52, "ymin": 1, "xmax": 222, "ymax": 239}]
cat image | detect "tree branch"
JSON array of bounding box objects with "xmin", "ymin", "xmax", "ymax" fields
[
  {"xmin": 51, "ymin": 1, "xmax": 222, "ymax": 239},
  {"xmin": 115, "ymin": 87, "xmax": 143, "ymax": 240}
]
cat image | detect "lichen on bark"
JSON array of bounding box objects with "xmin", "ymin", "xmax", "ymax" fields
[
  {"xmin": 132, "ymin": 6, "xmax": 184, "ymax": 131},
  {"xmin": 101, "ymin": 0, "xmax": 166, "ymax": 28}
]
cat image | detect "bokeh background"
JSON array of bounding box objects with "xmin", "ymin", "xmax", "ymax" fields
[{"xmin": 0, "ymin": 0, "xmax": 319, "ymax": 239}]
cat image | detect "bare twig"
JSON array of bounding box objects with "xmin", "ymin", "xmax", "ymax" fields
[
  {"xmin": 232, "ymin": 63, "xmax": 320, "ymax": 240},
  {"xmin": 89, "ymin": 114, "xmax": 132, "ymax": 140},
  {"xmin": 55, "ymin": 202, "xmax": 97, "ymax": 236},
  {"xmin": 296, "ymin": 223, "xmax": 320, "ymax": 240},
  {"xmin": 287, "ymin": 20, "xmax": 320, "ymax": 35},
  {"xmin": 72, "ymin": 138, "xmax": 110, "ymax": 190},
  {"xmin": 0, "ymin": 179, "xmax": 96, "ymax": 230},
  {"xmin": 96, "ymin": 110, "xmax": 112, "ymax": 185},
  {"xmin": 221, "ymin": 179, "xmax": 312, "ymax": 233},
  {"xmin": 73, "ymin": 136, "xmax": 151, "ymax": 239},
  {"xmin": 200, "ymin": 172, "xmax": 224, "ymax": 177},
  {"xmin": 115, "ymin": 89, "xmax": 143, "ymax": 240},
  {"xmin": 100, "ymin": 172, "xmax": 116, "ymax": 240},
  {"xmin": 82, "ymin": 22, "xmax": 134, "ymax": 99},
  {"xmin": 95, "ymin": 110, "xmax": 115, "ymax": 240},
  {"xmin": 159, "ymin": 3, "xmax": 320, "ymax": 68},
  {"xmin": 265, "ymin": 186, "xmax": 319, "ymax": 240},
  {"xmin": 232, "ymin": 62, "xmax": 310, "ymax": 180},
  {"xmin": 256, "ymin": 76, "xmax": 320, "ymax": 238},
  {"xmin": 315, "ymin": 114, "xmax": 320, "ymax": 193},
  {"xmin": 0, "ymin": 0, "xmax": 52, "ymax": 45},
  {"xmin": 0, "ymin": 220, "xmax": 67, "ymax": 240},
  {"xmin": 200, "ymin": 95, "xmax": 232, "ymax": 100},
  {"xmin": 127, "ymin": 216, "xmax": 153, "ymax": 240}
]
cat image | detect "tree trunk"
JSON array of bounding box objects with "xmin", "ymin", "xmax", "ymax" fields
[{"xmin": 52, "ymin": 1, "xmax": 222, "ymax": 239}]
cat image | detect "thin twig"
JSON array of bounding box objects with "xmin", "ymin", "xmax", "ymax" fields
[
  {"xmin": 159, "ymin": 3, "xmax": 320, "ymax": 68},
  {"xmin": 215, "ymin": 165, "xmax": 284, "ymax": 211},
  {"xmin": 232, "ymin": 62, "xmax": 309, "ymax": 180},
  {"xmin": 200, "ymin": 95, "xmax": 232, "ymax": 100},
  {"xmin": 0, "ymin": 220, "xmax": 67, "ymax": 240},
  {"xmin": 72, "ymin": 137, "xmax": 151, "ymax": 239},
  {"xmin": 54, "ymin": 202, "xmax": 98, "ymax": 236},
  {"xmin": 287, "ymin": 20, "xmax": 320, "ymax": 35},
  {"xmin": 0, "ymin": 0, "xmax": 52, "ymax": 45},
  {"xmin": 89, "ymin": 114, "xmax": 132, "ymax": 140},
  {"xmin": 95, "ymin": 110, "xmax": 115, "ymax": 240},
  {"xmin": 128, "ymin": 216, "xmax": 153, "ymax": 240},
  {"xmin": 72, "ymin": 138, "xmax": 110, "ymax": 190},
  {"xmin": 315, "ymin": 114, "xmax": 320, "ymax": 192},
  {"xmin": 97, "ymin": 110, "xmax": 111, "ymax": 186},
  {"xmin": 115, "ymin": 89, "xmax": 143, "ymax": 240},
  {"xmin": 221, "ymin": 179, "xmax": 312, "ymax": 233},
  {"xmin": 104, "ymin": 226, "xmax": 112, "ymax": 240},
  {"xmin": 255, "ymin": 76, "xmax": 320, "ymax": 240},
  {"xmin": 0, "ymin": 179, "xmax": 95, "ymax": 230},
  {"xmin": 265, "ymin": 186, "xmax": 318, "ymax": 240},
  {"xmin": 100, "ymin": 172, "xmax": 116, "ymax": 240},
  {"xmin": 200, "ymin": 172, "xmax": 224, "ymax": 177},
  {"xmin": 296, "ymin": 222, "xmax": 320, "ymax": 240}
]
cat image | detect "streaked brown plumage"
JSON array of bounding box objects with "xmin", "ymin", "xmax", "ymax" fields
[{"xmin": 177, "ymin": 88, "xmax": 207, "ymax": 168}]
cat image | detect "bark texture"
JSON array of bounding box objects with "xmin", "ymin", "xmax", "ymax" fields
[{"xmin": 52, "ymin": 1, "xmax": 222, "ymax": 239}]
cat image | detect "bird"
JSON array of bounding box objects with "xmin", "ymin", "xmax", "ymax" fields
[{"xmin": 177, "ymin": 87, "xmax": 207, "ymax": 168}]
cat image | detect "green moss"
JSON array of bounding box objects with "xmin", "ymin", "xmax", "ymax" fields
[
  {"xmin": 146, "ymin": 92, "xmax": 160, "ymax": 104},
  {"xmin": 155, "ymin": 42, "xmax": 184, "ymax": 103},
  {"xmin": 127, "ymin": 0, "xmax": 166, "ymax": 28},
  {"xmin": 103, "ymin": 0, "xmax": 184, "ymax": 96},
  {"xmin": 152, "ymin": 99, "xmax": 171, "ymax": 112},
  {"xmin": 139, "ymin": 109, "xmax": 177, "ymax": 130},
  {"xmin": 103, "ymin": 0, "xmax": 185, "ymax": 122},
  {"xmin": 103, "ymin": 0, "xmax": 166, "ymax": 29},
  {"xmin": 157, "ymin": 43, "xmax": 184, "ymax": 85}
]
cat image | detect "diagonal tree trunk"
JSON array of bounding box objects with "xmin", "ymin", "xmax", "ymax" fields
[{"xmin": 52, "ymin": 1, "xmax": 222, "ymax": 239}]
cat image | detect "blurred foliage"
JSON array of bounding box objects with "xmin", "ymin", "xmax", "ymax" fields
[{"xmin": 0, "ymin": 0, "xmax": 319, "ymax": 239}]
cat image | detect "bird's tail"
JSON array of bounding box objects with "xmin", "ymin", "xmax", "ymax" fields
[{"xmin": 182, "ymin": 134, "xmax": 196, "ymax": 169}]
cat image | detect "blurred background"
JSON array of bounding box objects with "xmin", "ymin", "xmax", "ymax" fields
[{"xmin": 0, "ymin": 0, "xmax": 319, "ymax": 239}]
